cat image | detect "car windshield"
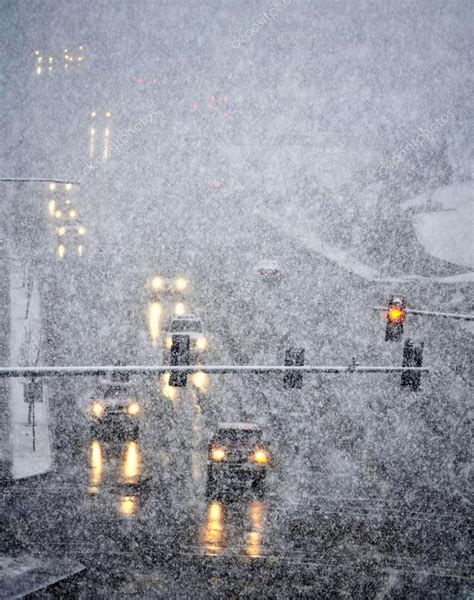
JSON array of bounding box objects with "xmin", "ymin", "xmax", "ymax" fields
[
  {"xmin": 170, "ymin": 319, "xmax": 201, "ymax": 332},
  {"xmin": 214, "ymin": 430, "xmax": 262, "ymax": 446}
]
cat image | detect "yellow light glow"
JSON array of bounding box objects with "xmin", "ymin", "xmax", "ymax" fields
[
  {"xmin": 57, "ymin": 244, "xmax": 65, "ymax": 258},
  {"xmin": 174, "ymin": 302, "xmax": 186, "ymax": 316},
  {"xmin": 34, "ymin": 50, "xmax": 40, "ymax": 55},
  {"xmin": 151, "ymin": 276, "xmax": 163, "ymax": 290},
  {"xmin": 68, "ymin": 208, "xmax": 77, "ymax": 218},
  {"xmin": 175, "ymin": 277, "xmax": 187, "ymax": 291},
  {"xmin": 79, "ymin": 46, "xmax": 83, "ymax": 50},
  {"xmin": 78, "ymin": 244, "xmax": 84, "ymax": 257},
  {"xmin": 48, "ymin": 56, "xmax": 53, "ymax": 63},
  {"xmin": 91, "ymin": 401, "xmax": 104, "ymax": 417},
  {"xmin": 64, "ymin": 48, "xmax": 68, "ymax": 53},
  {"xmin": 78, "ymin": 226, "xmax": 86, "ymax": 235},
  {"xmin": 202, "ymin": 501, "xmax": 225, "ymax": 556},
  {"xmin": 65, "ymin": 182, "xmax": 73, "ymax": 191},
  {"xmin": 89, "ymin": 126, "xmax": 95, "ymax": 158},
  {"xmin": 253, "ymin": 449, "xmax": 268, "ymax": 465},
  {"xmin": 211, "ymin": 447, "xmax": 226, "ymax": 462},
  {"xmin": 57, "ymin": 226, "xmax": 66, "ymax": 236},
  {"xmin": 89, "ymin": 440, "xmax": 104, "ymax": 488},
  {"xmin": 165, "ymin": 336, "xmax": 172, "ymax": 350},
  {"xmin": 54, "ymin": 209, "xmax": 63, "ymax": 219},
  {"xmin": 127, "ymin": 401, "xmax": 141, "ymax": 416},
  {"xmin": 37, "ymin": 56, "xmax": 42, "ymax": 63},
  {"xmin": 36, "ymin": 66, "xmax": 41, "ymax": 75},
  {"xmin": 77, "ymin": 56, "xmax": 83, "ymax": 62},
  {"xmin": 246, "ymin": 499, "xmax": 264, "ymax": 557},
  {"xmin": 103, "ymin": 127, "xmax": 110, "ymax": 159},
  {"xmin": 119, "ymin": 495, "xmax": 137, "ymax": 517},
  {"xmin": 121, "ymin": 441, "xmax": 142, "ymax": 484},
  {"xmin": 196, "ymin": 337, "xmax": 207, "ymax": 351},
  {"xmin": 48, "ymin": 199, "xmax": 56, "ymax": 216},
  {"xmin": 148, "ymin": 301, "xmax": 162, "ymax": 343},
  {"xmin": 192, "ymin": 370, "xmax": 209, "ymax": 392},
  {"xmin": 91, "ymin": 111, "xmax": 96, "ymax": 117},
  {"xmin": 105, "ymin": 111, "xmax": 112, "ymax": 117},
  {"xmin": 388, "ymin": 307, "xmax": 405, "ymax": 322},
  {"xmin": 161, "ymin": 372, "xmax": 177, "ymax": 401}
]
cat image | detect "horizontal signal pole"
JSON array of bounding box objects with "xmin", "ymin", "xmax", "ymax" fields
[
  {"xmin": 373, "ymin": 306, "xmax": 474, "ymax": 322},
  {"xmin": 0, "ymin": 178, "xmax": 79, "ymax": 185},
  {"xmin": 0, "ymin": 365, "xmax": 430, "ymax": 379}
]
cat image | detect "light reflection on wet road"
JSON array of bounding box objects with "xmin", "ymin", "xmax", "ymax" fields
[
  {"xmin": 201, "ymin": 498, "xmax": 267, "ymax": 558},
  {"xmin": 87, "ymin": 438, "xmax": 143, "ymax": 518}
]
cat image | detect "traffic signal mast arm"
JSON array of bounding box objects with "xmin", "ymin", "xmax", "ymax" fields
[
  {"xmin": 374, "ymin": 306, "xmax": 474, "ymax": 321},
  {"xmin": 0, "ymin": 363, "xmax": 430, "ymax": 378},
  {"xmin": 0, "ymin": 177, "xmax": 79, "ymax": 185}
]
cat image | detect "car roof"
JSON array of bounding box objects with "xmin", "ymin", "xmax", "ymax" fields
[
  {"xmin": 217, "ymin": 422, "xmax": 261, "ymax": 431},
  {"xmin": 172, "ymin": 313, "xmax": 200, "ymax": 320}
]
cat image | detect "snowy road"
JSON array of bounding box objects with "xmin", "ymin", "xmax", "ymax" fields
[{"xmin": 3, "ymin": 193, "xmax": 471, "ymax": 597}]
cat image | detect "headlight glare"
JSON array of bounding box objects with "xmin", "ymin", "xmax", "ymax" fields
[
  {"xmin": 252, "ymin": 449, "xmax": 268, "ymax": 465},
  {"xmin": 91, "ymin": 401, "xmax": 105, "ymax": 417},
  {"xmin": 127, "ymin": 401, "xmax": 141, "ymax": 416},
  {"xmin": 211, "ymin": 447, "xmax": 226, "ymax": 461},
  {"xmin": 196, "ymin": 337, "xmax": 207, "ymax": 351}
]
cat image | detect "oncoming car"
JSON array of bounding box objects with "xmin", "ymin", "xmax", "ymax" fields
[
  {"xmin": 89, "ymin": 377, "xmax": 142, "ymax": 440},
  {"xmin": 49, "ymin": 198, "xmax": 79, "ymax": 222},
  {"xmin": 149, "ymin": 275, "xmax": 189, "ymax": 297},
  {"xmin": 163, "ymin": 313, "xmax": 208, "ymax": 356},
  {"xmin": 207, "ymin": 423, "xmax": 270, "ymax": 497},
  {"xmin": 56, "ymin": 224, "xmax": 86, "ymax": 258},
  {"xmin": 256, "ymin": 260, "xmax": 283, "ymax": 281}
]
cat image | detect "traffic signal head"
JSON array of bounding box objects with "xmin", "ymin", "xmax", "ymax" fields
[
  {"xmin": 284, "ymin": 347, "xmax": 305, "ymax": 389},
  {"xmin": 388, "ymin": 306, "xmax": 405, "ymax": 323},
  {"xmin": 169, "ymin": 334, "xmax": 190, "ymax": 387},
  {"xmin": 401, "ymin": 338, "xmax": 424, "ymax": 391}
]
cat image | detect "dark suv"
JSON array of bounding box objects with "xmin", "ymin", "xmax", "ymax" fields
[{"xmin": 207, "ymin": 423, "xmax": 270, "ymax": 497}]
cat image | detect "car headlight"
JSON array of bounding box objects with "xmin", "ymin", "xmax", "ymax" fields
[
  {"xmin": 151, "ymin": 276, "xmax": 163, "ymax": 290},
  {"xmin": 175, "ymin": 278, "xmax": 187, "ymax": 291},
  {"xmin": 211, "ymin": 447, "xmax": 226, "ymax": 462},
  {"xmin": 165, "ymin": 336, "xmax": 172, "ymax": 349},
  {"xmin": 91, "ymin": 401, "xmax": 105, "ymax": 417},
  {"xmin": 174, "ymin": 302, "xmax": 186, "ymax": 316},
  {"xmin": 196, "ymin": 337, "xmax": 207, "ymax": 351},
  {"xmin": 127, "ymin": 401, "xmax": 141, "ymax": 416},
  {"xmin": 252, "ymin": 449, "xmax": 268, "ymax": 465}
]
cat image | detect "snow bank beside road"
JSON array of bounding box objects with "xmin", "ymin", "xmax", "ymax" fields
[
  {"xmin": 258, "ymin": 181, "xmax": 474, "ymax": 284},
  {"xmin": 404, "ymin": 183, "xmax": 474, "ymax": 270},
  {"xmin": 9, "ymin": 257, "xmax": 52, "ymax": 480}
]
